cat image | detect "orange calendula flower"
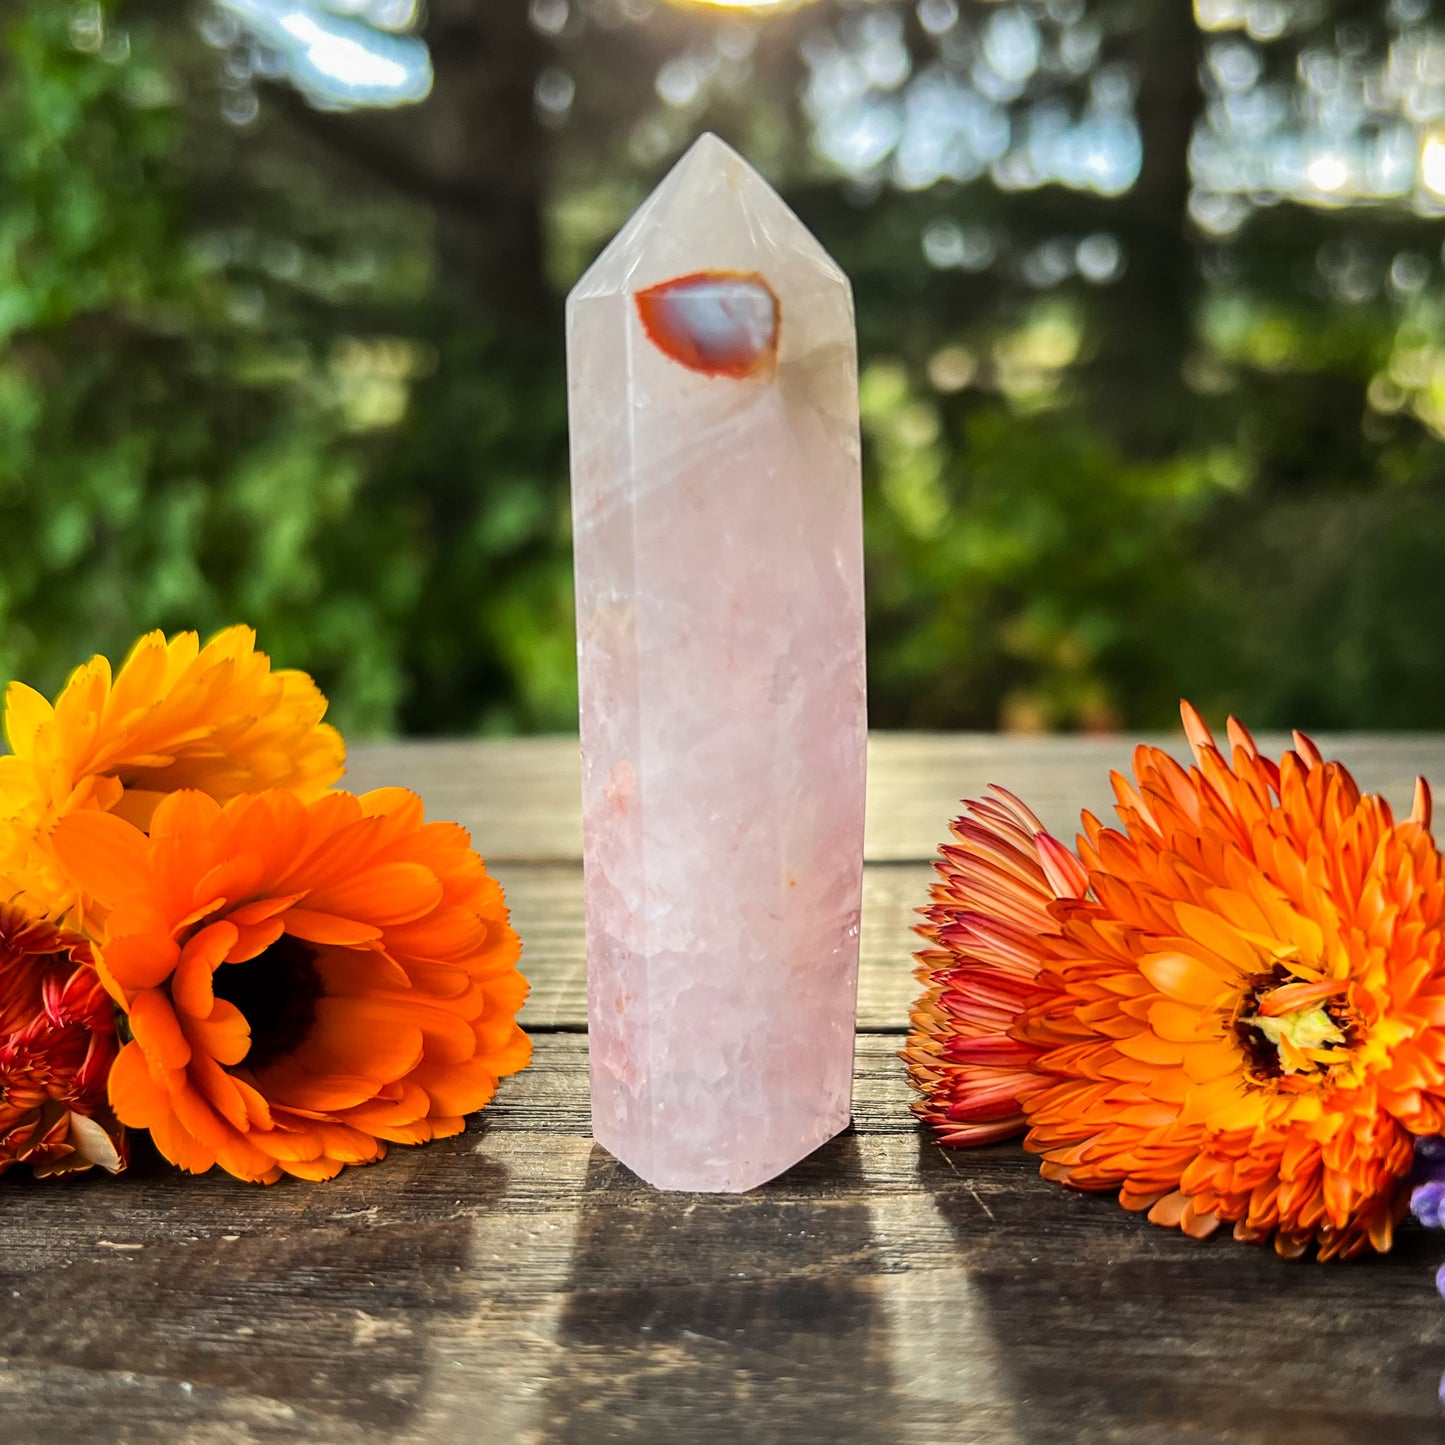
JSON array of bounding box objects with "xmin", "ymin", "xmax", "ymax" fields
[
  {"xmin": 906, "ymin": 703, "xmax": 1445, "ymax": 1260},
  {"xmin": 50, "ymin": 786, "xmax": 531, "ymax": 1183},
  {"xmin": 0, "ymin": 902, "xmax": 125, "ymax": 1177},
  {"xmin": 0, "ymin": 626, "xmax": 345, "ymax": 916}
]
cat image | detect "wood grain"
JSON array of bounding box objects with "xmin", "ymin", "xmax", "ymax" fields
[
  {"xmin": 6, "ymin": 1038, "xmax": 1445, "ymax": 1443},
  {"xmin": 8, "ymin": 735, "xmax": 1445, "ymax": 1443},
  {"xmin": 345, "ymin": 731, "xmax": 1445, "ymax": 863}
]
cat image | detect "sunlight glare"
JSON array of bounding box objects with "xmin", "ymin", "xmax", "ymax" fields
[
  {"xmin": 667, "ymin": 0, "xmax": 812, "ymax": 10},
  {"xmin": 1422, "ymin": 132, "xmax": 1445, "ymax": 198}
]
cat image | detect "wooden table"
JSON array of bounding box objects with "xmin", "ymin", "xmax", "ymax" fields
[{"xmin": 8, "ymin": 734, "xmax": 1445, "ymax": 1444}]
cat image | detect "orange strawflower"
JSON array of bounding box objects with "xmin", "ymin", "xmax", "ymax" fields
[
  {"xmin": 906, "ymin": 703, "xmax": 1445, "ymax": 1260},
  {"xmin": 0, "ymin": 902, "xmax": 125, "ymax": 1177},
  {"xmin": 50, "ymin": 786, "xmax": 531, "ymax": 1183},
  {"xmin": 0, "ymin": 627, "xmax": 344, "ymax": 917}
]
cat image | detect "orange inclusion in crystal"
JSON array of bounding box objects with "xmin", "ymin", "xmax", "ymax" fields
[{"xmin": 634, "ymin": 270, "xmax": 780, "ymax": 378}]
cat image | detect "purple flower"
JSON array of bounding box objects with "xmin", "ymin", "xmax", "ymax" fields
[
  {"xmin": 1411, "ymin": 1138, "xmax": 1445, "ymax": 1229},
  {"xmin": 1412, "ymin": 1143, "xmax": 1445, "ymax": 1406},
  {"xmin": 1415, "ymin": 1181, "xmax": 1445, "ymax": 1230},
  {"xmin": 1417, "ymin": 1136, "xmax": 1445, "ymax": 1164}
]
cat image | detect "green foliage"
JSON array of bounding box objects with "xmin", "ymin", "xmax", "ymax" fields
[
  {"xmin": 2, "ymin": 2, "xmax": 397, "ymax": 732},
  {"xmin": 862, "ymin": 359, "xmax": 1207, "ymax": 731},
  {"xmin": 0, "ymin": 0, "xmax": 574, "ymax": 738},
  {"xmin": 859, "ymin": 274, "xmax": 1445, "ymax": 731},
  {"xmin": 5, "ymin": 0, "xmax": 1445, "ymax": 740}
]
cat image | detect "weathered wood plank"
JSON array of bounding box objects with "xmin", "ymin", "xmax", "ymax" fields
[
  {"xmin": 11, "ymin": 736, "xmax": 1445, "ymax": 1443},
  {"xmin": 346, "ymin": 732, "xmax": 1445, "ymax": 864},
  {"xmin": 4, "ymin": 1037, "xmax": 1444, "ymax": 1444},
  {"xmin": 508, "ymin": 861, "xmax": 928, "ymax": 1033}
]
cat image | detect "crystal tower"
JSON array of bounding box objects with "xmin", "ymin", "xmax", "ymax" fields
[{"xmin": 566, "ymin": 134, "xmax": 867, "ymax": 1192}]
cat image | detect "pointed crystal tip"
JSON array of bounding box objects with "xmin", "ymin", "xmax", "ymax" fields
[{"xmin": 568, "ymin": 131, "xmax": 845, "ymax": 306}]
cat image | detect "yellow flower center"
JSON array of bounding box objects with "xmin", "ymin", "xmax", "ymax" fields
[
  {"xmin": 1243, "ymin": 1002, "xmax": 1347, "ymax": 1075},
  {"xmin": 1235, "ymin": 974, "xmax": 1354, "ymax": 1082}
]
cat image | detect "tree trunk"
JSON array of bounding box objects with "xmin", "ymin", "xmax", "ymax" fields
[
  {"xmin": 416, "ymin": 0, "xmax": 552, "ymax": 320},
  {"xmin": 1092, "ymin": 0, "xmax": 1204, "ymax": 458},
  {"xmin": 272, "ymin": 0, "xmax": 553, "ymax": 321}
]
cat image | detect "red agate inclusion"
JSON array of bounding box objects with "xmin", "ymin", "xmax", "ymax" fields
[{"xmin": 634, "ymin": 270, "xmax": 780, "ymax": 379}]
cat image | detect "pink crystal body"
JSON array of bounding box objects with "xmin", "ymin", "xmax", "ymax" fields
[{"xmin": 566, "ymin": 134, "xmax": 867, "ymax": 1192}]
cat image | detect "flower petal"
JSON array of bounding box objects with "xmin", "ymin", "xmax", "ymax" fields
[{"xmin": 51, "ymin": 809, "xmax": 153, "ymax": 909}]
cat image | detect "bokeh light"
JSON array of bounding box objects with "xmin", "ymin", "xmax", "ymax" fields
[{"xmin": 206, "ymin": 0, "xmax": 431, "ymax": 111}]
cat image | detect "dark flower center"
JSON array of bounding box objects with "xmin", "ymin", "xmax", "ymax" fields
[{"xmin": 211, "ymin": 935, "xmax": 323, "ymax": 1072}]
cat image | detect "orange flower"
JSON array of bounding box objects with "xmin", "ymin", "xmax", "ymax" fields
[
  {"xmin": 906, "ymin": 703, "xmax": 1445, "ymax": 1260},
  {"xmin": 51, "ymin": 786, "xmax": 530, "ymax": 1182},
  {"xmin": 0, "ymin": 627, "xmax": 344, "ymax": 916},
  {"xmin": 0, "ymin": 903, "xmax": 125, "ymax": 1177}
]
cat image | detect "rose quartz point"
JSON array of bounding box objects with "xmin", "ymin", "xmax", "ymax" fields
[{"xmin": 566, "ymin": 133, "xmax": 867, "ymax": 1192}]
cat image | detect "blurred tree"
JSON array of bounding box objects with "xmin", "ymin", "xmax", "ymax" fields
[
  {"xmin": 538, "ymin": 0, "xmax": 1445, "ymax": 729},
  {"xmin": 262, "ymin": 0, "xmax": 576, "ymax": 732},
  {"xmin": 0, "ymin": 0, "xmax": 423, "ymax": 732},
  {"xmin": 0, "ymin": 0, "xmax": 573, "ymax": 736},
  {"xmin": 3, "ymin": 0, "xmax": 1444, "ymax": 739}
]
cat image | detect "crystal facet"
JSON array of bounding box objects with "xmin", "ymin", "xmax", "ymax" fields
[{"xmin": 566, "ymin": 134, "xmax": 867, "ymax": 1192}]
